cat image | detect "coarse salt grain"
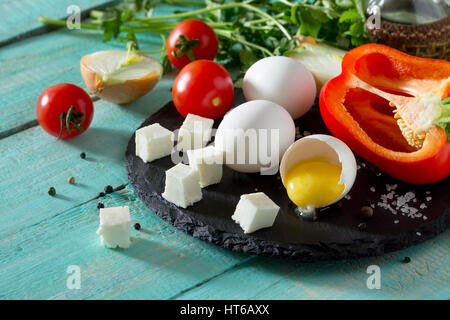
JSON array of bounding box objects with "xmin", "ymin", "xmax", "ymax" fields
[{"xmin": 375, "ymin": 185, "xmax": 428, "ymax": 220}]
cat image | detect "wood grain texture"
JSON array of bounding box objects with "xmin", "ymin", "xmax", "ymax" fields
[
  {"xmin": 0, "ymin": 1, "xmax": 192, "ymax": 136},
  {"xmin": 0, "ymin": 185, "xmax": 248, "ymax": 300},
  {"xmin": 174, "ymin": 232, "xmax": 449, "ymax": 300},
  {"xmin": 0, "ymin": 29, "xmax": 163, "ymax": 135},
  {"xmin": 0, "ymin": 75, "xmax": 177, "ymax": 235},
  {"xmin": 0, "ymin": 0, "xmax": 114, "ymax": 44}
]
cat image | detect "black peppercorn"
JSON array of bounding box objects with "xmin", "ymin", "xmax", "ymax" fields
[
  {"xmin": 134, "ymin": 223, "xmax": 141, "ymax": 231},
  {"xmin": 358, "ymin": 222, "xmax": 367, "ymax": 231},
  {"xmin": 97, "ymin": 202, "xmax": 104, "ymax": 209},
  {"xmin": 360, "ymin": 206, "xmax": 373, "ymax": 219},
  {"xmin": 80, "ymin": 152, "xmax": 86, "ymax": 159},
  {"xmin": 48, "ymin": 187, "xmax": 56, "ymax": 196},
  {"xmin": 104, "ymin": 185, "xmax": 113, "ymax": 194},
  {"xmin": 402, "ymin": 257, "xmax": 411, "ymax": 264}
]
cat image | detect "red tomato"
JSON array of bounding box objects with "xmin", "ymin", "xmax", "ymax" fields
[
  {"xmin": 172, "ymin": 60, "xmax": 234, "ymax": 119},
  {"xmin": 166, "ymin": 19, "xmax": 219, "ymax": 70},
  {"xmin": 36, "ymin": 83, "xmax": 94, "ymax": 139}
]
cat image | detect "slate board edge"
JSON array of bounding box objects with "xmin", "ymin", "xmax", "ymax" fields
[{"xmin": 126, "ymin": 133, "xmax": 449, "ymax": 262}]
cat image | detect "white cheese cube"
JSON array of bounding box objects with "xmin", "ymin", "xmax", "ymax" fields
[
  {"xmin": 232, "ymin": 192, "xmax": 280, "ymax": 234},
  {"xmin": 96, "ymin": 206, "xmax": 132, "ymax": 249},
  {"xmin": 187, "ymin": 146, "xmax": 223, "ymax": 188},
  {"xmin": 162, "ymin": 163, "xmax": 202, "ymax": 208},
  {"xmin": 177, "ymin": 114, "xmax": 214, "ymax": 151},
  {"xmin": 135, "ymin": 123, "xmax": 174, "ymax": 163}
]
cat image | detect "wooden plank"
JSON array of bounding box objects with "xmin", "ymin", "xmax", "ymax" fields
[
  {"xmin": 0, "ymin": 0, "xmax": 115, "ymax": 44},
  {"xmin": 0, "ymin": 28, "xmax": 164, "ymax": 136},
  {"xmin": 0, "ymin": 2, "xmax": 192, "ymax": 136},
  {"xmin": 0, "ymin": 76, "xmax": 175, "ymax": 235},
  {"xmin": 174, "ymin": 232, "xmax": 449, "ymax": 299},
  {"xmin": 0, "ymin": 185, "xmax": 249, "ymax": 299}
]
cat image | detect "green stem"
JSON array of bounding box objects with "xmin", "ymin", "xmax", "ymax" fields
[
  {"xmin": 215, "ymin": 29, "xmax": 273, "ymax": 57},
  {"xmin": 244, "ymin": 13, "xmax": 284, "ymax": 26},
  {"xmin": 241, "ymin": 3, "xmax": 292, "ymax": 40},
  {"xmin": 39, "ymin": 16, "xmax": 172, "ymax": 35},
  {"xmin": 133, "ymin": 1, "xmax": 291, "ymax": 40},
  {"xmin": 90, "ymin": 10, "xmax": 103, "ymax": 19},
  {"xmin": 38, "ymin": 16, "xmax": 99, "ymax": 30},
  {"xmin": 161, "ymin": 0, "xmax": 206, "ymax": 6},
  {"xmin": 134, "ymin": 1, "xmax": 253, "ymax": 22},
  {"xmin": 278, "ymin": 0, "xmax": 294, "ymax": 7}
]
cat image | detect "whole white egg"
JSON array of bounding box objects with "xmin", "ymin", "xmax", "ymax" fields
[
  {"xmin": 243, "ymin": 56, "xmax": 316, "ymax": 119},
  {"xmin": 215, "ymin": 100, "xmax": 295, "ymax": 174}
]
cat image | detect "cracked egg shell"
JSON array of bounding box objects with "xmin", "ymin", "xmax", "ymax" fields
[{"xmin": 280, "ymin": 134, "xmax": 357, "ymax": 209}]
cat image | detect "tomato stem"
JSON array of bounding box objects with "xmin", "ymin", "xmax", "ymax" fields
[
  {"xmin": 58, "ymin": 106, "xmax": 86, "ymax": 139},
  {"xmin": 172, "ymin": 34, "xmax": 200, "ymax": 62}
]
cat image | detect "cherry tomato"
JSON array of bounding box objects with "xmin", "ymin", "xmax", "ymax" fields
[
  {"xmin": 172, "ymin": 60, "xmax": 234, "ymax": 119},
  {"xmin": 36, "ymin": 83, "xmax": 94, "ymax": 139},
  {"xmin": 166, "ymin": 19, "xmax": 219, "ymax": 70}
]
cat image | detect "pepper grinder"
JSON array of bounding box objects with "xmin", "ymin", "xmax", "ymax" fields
[{"xmin": 366, "ymin": 0, "xmax": 450, "ymax": 60}]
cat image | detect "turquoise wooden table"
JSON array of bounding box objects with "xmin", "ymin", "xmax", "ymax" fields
[{"xmin": 0, "ymin": 1, "xmax": 448, "ymax": 300}]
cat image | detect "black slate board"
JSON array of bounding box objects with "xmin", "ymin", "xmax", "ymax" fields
[{"xmin": 125, "ymin": 89, "xmax": 449, "ymax": 261}]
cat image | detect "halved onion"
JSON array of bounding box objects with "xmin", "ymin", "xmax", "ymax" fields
[
  {"xmin": 80, "ymin": 50, "xmax": 163, "ymax": 104},
  {"xmin": 290, "ymin": 37, "xmax": 347, "ymax": 94}
]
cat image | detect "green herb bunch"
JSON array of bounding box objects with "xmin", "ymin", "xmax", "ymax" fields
[{"xmin": 39, "ymin": 0, "xmax": 370, "ymax": 81}]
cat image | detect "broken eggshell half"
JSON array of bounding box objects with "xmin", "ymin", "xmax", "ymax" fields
[
  {"xmin": 279, "ymin": 134, "xmax": 357, "ymax": 215},
  {"xmin": 80, "ymin": 50, "xmax": 163, "ymax": 104}
]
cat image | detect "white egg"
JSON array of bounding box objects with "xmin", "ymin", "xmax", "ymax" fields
[
  {"xmin": 243, "ymin": 56, "xmax": 316, "ymax": 120},
  {"xmin": 280, "ymin": 134, "xmax": 357, "ymax": 211},
  {"xmin": 215, "ymin": 100, "xmax": 295, "ymax": 174}
]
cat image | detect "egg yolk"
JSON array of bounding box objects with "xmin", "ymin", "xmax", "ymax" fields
[{"xmin": 283, "ymin": 157, "xmax": 345, "ymax": 209}]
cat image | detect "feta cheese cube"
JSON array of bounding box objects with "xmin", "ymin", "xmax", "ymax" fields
[
  {"xmin": 162, "ymin": 163, "xmax": 202, "ymax": 208},
  {"xmin": 232, "ymin": 192, "xmax": 280, "ymax": 234},
  {"xmin": 187, "ymin": 146, "xmax": 223, "ymax": 188},
  {"xmin": 135, "ymin": 123, "xmax": 174, "ymax": 163},
  {"xmin": 177, "ymin": 114, "xmax": 214, "ymax": 151},
  {"xmin": 96, "ymin": 206, "xmax": 132, "ymax": 249}
]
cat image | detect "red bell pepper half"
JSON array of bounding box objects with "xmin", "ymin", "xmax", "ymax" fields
[{"xmin": 319, "ymin": 44, "xmax": 450, "ymax": 184}]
